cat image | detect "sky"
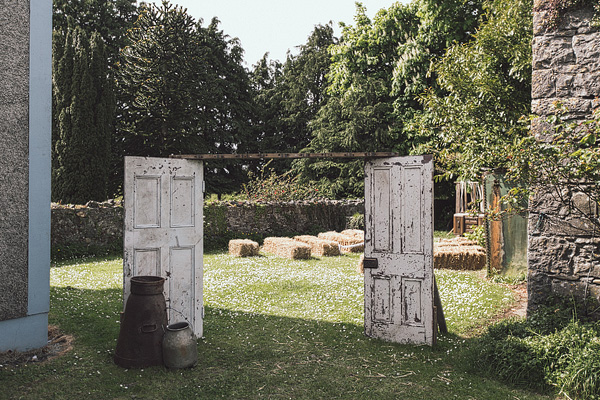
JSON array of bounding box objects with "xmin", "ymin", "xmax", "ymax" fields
[{"xmin": 145, "ymin": 0, "xmax": 403, "ymax": 67}]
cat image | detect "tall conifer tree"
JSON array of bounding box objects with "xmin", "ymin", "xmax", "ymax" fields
[{"xmin": 52, "ymin": 27, "xmax": 115, "ymax": 203}]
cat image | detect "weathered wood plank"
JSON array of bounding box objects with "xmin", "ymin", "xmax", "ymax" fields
[{"xmin": 172, "ymin": 152, "xmax": 398, "ymax": 160}]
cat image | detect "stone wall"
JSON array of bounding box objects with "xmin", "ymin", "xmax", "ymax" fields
[
  {"xmin": 51, "ymin": 201, "xmax": 124, "ymax": 258},
  {"xmin": 204, "ymin": 200, "xmax": 363, "ymax": 238},
  {"xmin": 51, "ymin": 200, "xmax": 364, "ymax": 256},
  {"xmin": 529, "ymin": 2, "xmax": 600, "ymax": 315}
]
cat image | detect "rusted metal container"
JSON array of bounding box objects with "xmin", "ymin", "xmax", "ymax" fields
[
  {"xmin": 162, "ymin": 321, "xmax": 198, "ymax": 369},
  {"xmin": 114, "ymin": 276, "xmax": 167, "ymax": 368}
]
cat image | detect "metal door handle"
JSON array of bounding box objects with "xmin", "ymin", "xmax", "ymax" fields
[{"xmin": 363, "ymin": 257, "xmax": 379, "ymax": 269}]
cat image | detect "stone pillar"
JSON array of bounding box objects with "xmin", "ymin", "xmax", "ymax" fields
[
  {"xmin": 0, "ymin": 0, "xmax": 52, "ymax": 351},
  {"xmin": 529, "ymin": 2, "xmax": 600, "ymax": 315}
]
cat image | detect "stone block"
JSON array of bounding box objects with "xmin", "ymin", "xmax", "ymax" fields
[
  {"xmin": 532, "ymin": 97, "xmax": 593, "ymax": 117},
  {"xmin": 532, "ymin": 35, "xmax": 576, "ymax": 69},
  {"xmin": 573, "ymin": 32, "xmax": 600, "ymax": 70},
  {"xmin": 531, "ymin": 69, "xmax": 555, "ymax": 98},
  {"xmin": 528, "ymin": 235, "xmax": 575, "ymax": 275},
  {"xmin": 572, "ymin": 72, "xmax": 600, "ymax": 97},
  {"xmin": 529, "ymin": 186, "xmax": 571, "ymax": 214},
  {"xmin": 559, "ymin": 7, "xmax": 596, "ymax": 32},
  {"xmin": 551, "ymin": 277, "xmax": 585, "ymax": 298},
  {"xmin": 571, "ymin": 191, "xmax": 598, "ymax": 217}
]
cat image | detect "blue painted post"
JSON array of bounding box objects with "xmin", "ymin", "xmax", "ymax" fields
[{"xmin": 0, "ymin": 0, "xmax": 52, "ymax": 352}]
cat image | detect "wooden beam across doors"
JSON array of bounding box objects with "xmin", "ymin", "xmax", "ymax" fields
[{"xmin": 171, "ymin": 152, "xmax": 399, "ymax": 160}]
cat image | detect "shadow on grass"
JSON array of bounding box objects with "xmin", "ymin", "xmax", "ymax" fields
[{"xmin": 6, "ymin": 285, "xmax": 550, "ymax": 400}]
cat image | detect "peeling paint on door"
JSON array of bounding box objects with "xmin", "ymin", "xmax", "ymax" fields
[
  {"xmin": 364, "ymin": 156, "xmax": 434, "ymax": 345},
  {"xmin": 124, "ymin": 157, "xmax": 204, "ymax": 338}
]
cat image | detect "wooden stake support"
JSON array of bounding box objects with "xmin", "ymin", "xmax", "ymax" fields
[{"xmin": 434, "ymin": 276, "xmax": 448, "ymax": 334}]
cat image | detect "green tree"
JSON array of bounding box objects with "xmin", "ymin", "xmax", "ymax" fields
[
  {"xmin": 52, "ymin": 27, "xmax": 115, "ymax": 203},
  {"xmin": 416, "ymin": 0, "xmax": 533, "ymax": 181},
  {"xmin": 115, "ymin": 1, "xmax": 254, "ymax": 195},
  {"xmin": 296, "ymin": 1, "xmax": 481, "ymax": 198},
  {"xmin": 52, "ymin": 0, "xmax": 137, "ymax": 59},
  {"xmin": 249, "ymin": 24, "xmax": 336, "ymax": 175},
  {"xmin": 250, "ymin": 55, "xmax": 284, "ymax": 155},
  {"xmin": 52, "ymin": 0, "xmax": 137, "ymax": 201}
]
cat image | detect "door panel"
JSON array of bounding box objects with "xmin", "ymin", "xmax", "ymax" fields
[
  {"xmin": 364, "ymin": 156, "xmax": 434, "ymax": 345},
  {"xmin": 124, "ymin": 156, "xmax": 204, "ymax": 338}
]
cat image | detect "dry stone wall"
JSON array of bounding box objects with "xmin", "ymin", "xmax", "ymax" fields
[
  {"xmin": 529, "ymin": 2, "xmax": 600, "ymax": 315},
  {"xmin": 51, "ymin": 200, "xmax": 364, "ymax": 257}
]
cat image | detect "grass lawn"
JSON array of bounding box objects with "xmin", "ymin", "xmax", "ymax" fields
[{"xmin": 0, "ymin": 253, "xmax": 553, "ymax": 399}]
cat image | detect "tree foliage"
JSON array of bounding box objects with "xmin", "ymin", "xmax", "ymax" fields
[
  {"xmin": 52, "ymin": 0, "xmax": 137, "ymax": 202},
  {"xmin": 249, "ymin": 24, "xmax": 336, "ymax": 175},
  {"xmin": 115, "ymin": 1, "xmax": 254, "ymax": 194},
  {"xmin": 52, "ymin": 0, "xmax": 137, "ymax": 58},
  {"xmin": 52, "ymin": 27, "xmax": 115, "ymax": 203},
  {"xmin": 295, "ymin": 0, "xmax": 482, "ymax": 198},
  {"xmin": 416, "ymin": 0, "xmax": 533, "ymax": 181}
]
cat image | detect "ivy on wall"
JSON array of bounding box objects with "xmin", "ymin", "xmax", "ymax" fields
[{"xmin": 534, "ymin": 0, "xmax": 600, "ymax": 30}]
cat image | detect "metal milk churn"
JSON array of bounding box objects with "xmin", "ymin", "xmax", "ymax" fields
[
  {"xmin": 162, "ymin": 321, "xmax": 198, "ymax": 369},
  {"xmin": 114, "ymin": 276, "xmax": 168, "ymax": 368}
]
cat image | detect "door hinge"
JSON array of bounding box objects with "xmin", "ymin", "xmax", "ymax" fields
[
  {"xmin": 363, "ymin": 257, "xmax": 379, "ymax": 269},
  {"xmin": 202, "ymin": 180, "xmax": 206, "ymax": 193}
]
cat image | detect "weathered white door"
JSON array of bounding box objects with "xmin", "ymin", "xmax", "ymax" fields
[
  {"xmin": 124, "ymin": 156, "xmax": 204, "ymax": 338},
  {"xmin": 364, "ymin": 155, "xmax": 434, "ymax": 345}
]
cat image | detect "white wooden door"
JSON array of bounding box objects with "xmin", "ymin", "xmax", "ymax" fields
[
  {"xmin": 364, "ymin": 155, "xmax": 434, "ymax": 345},
  {"xmin": 124, "ymin": 156, "xmax": 204, "ymax": 338}
]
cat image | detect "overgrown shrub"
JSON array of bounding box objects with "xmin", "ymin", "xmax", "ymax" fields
[
  {"xmin": 464, "ymin": 225, "xmax": 485, "ymax": 248},
  {"xmin": 347, "ymin": 213, "xmax": 364, "ymax": 230},
  {"xmin": 462, "ymin": 298, "xmax": 600, "ymax": 398},
  {"xmin": 241, "ymin": 162, "xmax": 325, "ymax": 202}
]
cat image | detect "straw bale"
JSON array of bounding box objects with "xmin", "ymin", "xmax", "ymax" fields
[
  {"xmin": 341, "ymin": 229, "xmax": 364, "ymax": 240},
  {"xmin": 318, "ymin": 231, "xmax": 364, "ymax": 252},
  {"xmin": 293, "ymin": 235, "xmax": 340, "ymax": 257},
  {"xmin": 434, "ymin": 245, "xmax": 486, "ymax": 270},
  {"xmin": 262, "ymin": 237, "xmax": 311, "ymax": 259},
  {"xmin": 228, "ymin": 239, "xmax": 260, "ymax": 257},
  {"xmin": 435, "ymin": 236, "xmax": 477, "ymax": 248}
]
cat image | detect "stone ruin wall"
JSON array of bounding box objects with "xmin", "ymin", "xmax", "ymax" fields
[
  {"xmin": 51, "ymin": 200, "xmax": 364, "ymax": 255},
  {"xmin": 529, "ymin": 2, "xmax": 600, "ymax": 315}
]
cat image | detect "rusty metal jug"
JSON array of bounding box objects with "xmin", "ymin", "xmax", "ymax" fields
[
  {"xmin": 162, "ymin": 321, "xmax": 198, "ymax": 369},
  {"xmin": 114, "ymin": 276, "xmax": 167, "ymax": 368}
]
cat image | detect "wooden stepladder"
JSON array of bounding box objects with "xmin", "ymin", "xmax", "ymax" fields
[
  {"xmin": 123, "ymin": 156, "xmax": 204, "ymax": 338},
  {"xmin": 363, "ymin": 155, "xmax": 438, "ymax": 345}
]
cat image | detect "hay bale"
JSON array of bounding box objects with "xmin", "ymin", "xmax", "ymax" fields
[
  {"xmin": 434, "ymin": 245, "xmax": 486, "ymax": 270},
  {"xmin": 293, "ymin": 235, "xmax": 340, "ymax": 257},
  {"xmin": 262, "ymin": 237, "xmax": 311, "ymax": 259},
  {"xmin": 341, "ymin": 229, "xmax": 364, "ymax": 240},
  {"xmin": 318, "ymin": 231, "xmax": 364, "ymax": 252},
  {"xmin": 228, "ymin": 239, "xmax": 260, "ymax": 257},
  {"xmin": 435, "ymin": 236, "xmax": 478, "ymax": 248}
]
